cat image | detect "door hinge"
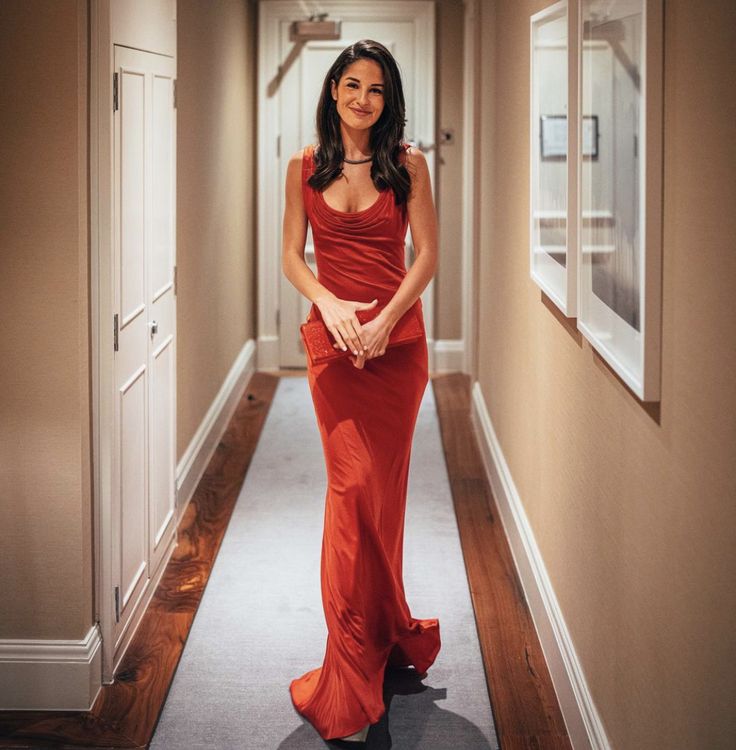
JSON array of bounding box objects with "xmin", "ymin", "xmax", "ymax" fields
[
  {"xmin": 173, "ymin": 265, "xmax": 177, "ymax": 295},
  {"xmin": 113, "ymin": 71, "xmax": 119, "ymax": 112},
  {"xmin": 173, "ymin": 78, "xmax": 177, "ymax": 109},
  {"xmin": 276, "ymin": 308, "xmax": 280, "ymax": 326},
  {"xmin": 114, "ymin": 585, "xmax": 120, "ymax": 622},
  {"xmin": 276, "ymin": 134, "xmax": 280, "ymax": 158},
  {"xmin": 113, "ymin": 313, "xmax": 119, "ymax": 352}
]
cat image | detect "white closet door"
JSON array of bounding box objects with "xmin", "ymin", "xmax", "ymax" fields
[{"xmin": 112, "ymin": 44, "xmax": 176, "ymax": 645}]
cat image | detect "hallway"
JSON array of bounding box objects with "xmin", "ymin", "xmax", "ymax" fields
[
  {"xmin": 0, "ymin": 373, "xmax": 568, "ymax": 748},
  {"xmin": 149, "ymin": 375, "xmax": 497, "ymax": 748},
  {"xmin": 1, "ymin": 1, "xmax": 735, "ymax": 749}
]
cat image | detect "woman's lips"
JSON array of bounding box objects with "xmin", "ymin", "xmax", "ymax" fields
[{"xmin": 350, "ymin": 107, "xmax": 371, "ymax": 117}]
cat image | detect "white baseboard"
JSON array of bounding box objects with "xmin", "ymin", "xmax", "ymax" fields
[
  {"xmin": 0, "ymin": 624, "xmax": 102, "ymax": 710},
  {"xmin": 432, "ymin": 338, "xmax": 465, "ymax": 373},
  {"xmin": 176, "ymin": 339, "xmax": 257, "ymax": 515},
  {"xmin": 470, "ymin": 380, "xmax": 611, "ymax": 750}
]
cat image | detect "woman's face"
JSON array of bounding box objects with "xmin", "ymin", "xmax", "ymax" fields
[{"xmin": 330, "ymin": 58, "xmax": 386, "ymax": 133}]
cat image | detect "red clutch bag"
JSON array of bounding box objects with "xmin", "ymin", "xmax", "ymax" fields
[{"xmin": 300, "ymin": 302, "xmax": 424, "ymax": 365}]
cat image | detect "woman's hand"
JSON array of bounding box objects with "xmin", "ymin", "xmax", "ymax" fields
[
  {"xmin": 314, "ymin": 294, "xmax": 378, "ymax": 357},
  {"xmin": 345, "ymin": 315, "xmax": 394, "ymax": 368},
  {"xmin": 353, "ymin": 316, "xmax": 392, "ymax": 358}
]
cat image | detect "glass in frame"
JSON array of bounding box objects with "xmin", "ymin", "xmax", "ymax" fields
[{"xmin": 577, "ymin": 0, "xmax": 663, "ymax": 400}]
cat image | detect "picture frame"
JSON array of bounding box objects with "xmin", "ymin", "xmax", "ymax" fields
[
  {"xmin": 541, "ymin": 114, "xmax": 567, "ymax": 159},
  {"xmin": 529, "ymin": 0, "xmax": 578, "ymax": 316},
  {"xmin": 577, "ymin": 0, "xmax": 664, "ymax": 401},
  {"xmin": 541, "ymin": 114, "xmax": 598, "ymax": 160}
]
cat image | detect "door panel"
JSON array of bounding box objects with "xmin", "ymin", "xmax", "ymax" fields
[
  {"xmin": 148, "ymin": 67, "xmax": 176, "ymax": 572},
  {"xmin": 119, "ymin": 364, "xmax": 147, "ymax": 610},
  {"xmin": 112, "ymin": 45, "xmax": 176, "ymax": 649},
  {"xmin": 151, "ymin": 73, "xmax": 175, "ymax": 299},
  {"xmin": 150, "ymin": 334, "xmax": 175, "ymax": 551},
  {"xmin": 120, "ymin": 68, "xmax": 146, "ymax": 323},
  {"xmin": 115, "ymin": 55, "xmax": 149, "ymax": 633}
]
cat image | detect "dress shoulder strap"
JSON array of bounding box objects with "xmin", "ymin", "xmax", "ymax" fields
[
  {"xmin": 302, "ymin": 144, "xmax": 315, "ymax": 182},
  {"xmin": 301, "ymin": 144, "xmax": 317, "ymax": 209},
  {"xmin": 398, "ymin": 141, "xmax": 412, "ymax": 166}
]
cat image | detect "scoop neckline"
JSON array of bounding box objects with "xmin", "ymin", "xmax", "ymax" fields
[
  {"xmin": 316, "ymin": 185, "xmax": 387, "ymax": 216},
  {"xmin": 309, "ymin": 143, "xmax": 392, "ymax": 216}
]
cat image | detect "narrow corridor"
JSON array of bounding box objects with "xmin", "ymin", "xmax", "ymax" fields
[
  {"xmin": 150, "ymin": 375, "xmax": 498, "ymax": 748},
  {"xmin": 2, "ymin": 1, "xmax": 733, "ymax": 748}
]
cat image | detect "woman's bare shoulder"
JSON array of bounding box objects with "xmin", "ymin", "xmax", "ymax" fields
[
  {"xmin": 289, "ymin": 145, "xmax": 312, "ymax": 166},
  {"xmin": 291, "ymin": 143, "xmax": 318, "ymax": 160},
  {"xmin": 400, "ymin": 142, "xmax": 427, "ymax": 181},
  {"xmin": 286, "ymin": 145, "xmax": 316, "ymax": 185},
  {"xmin": 402, "ymin": 142, "xmax": 426, "ymax": 164}
]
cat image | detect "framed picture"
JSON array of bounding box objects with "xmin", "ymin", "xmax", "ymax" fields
[
  {"xmin": 530, "ymin": 0, "xmax": 578, "ymax": 316},
  {"xmin": 540, "ymin": 114, "xmax": 598, "ymax": 159},
  {"xmin": 577, "ymin": 0, "xmax": 663, "ymax": 401},
  {"xmin": 541, "ymin": 115, "xmax": 567, "ymax": 159}
]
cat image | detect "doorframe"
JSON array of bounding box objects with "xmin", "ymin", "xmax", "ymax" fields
[
  {"xmin": 463, "ymin": 0, "xmax": 481, "ymax": 380},
  {"xmin": 257, "ymin": 1, "xmax": 437, "ymax": 371},
  {"xmin": 90, "ymin": 0, "xmax": 116, "ymax": 684},
  {"xmin": 89, "ymin": 0, "xmax": 178, "ymax": 684}
]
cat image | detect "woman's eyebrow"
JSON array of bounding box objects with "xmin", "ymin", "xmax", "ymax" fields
[{"xmin": 345, "ymin": 76, "xmax": 384, "ymax": 87}]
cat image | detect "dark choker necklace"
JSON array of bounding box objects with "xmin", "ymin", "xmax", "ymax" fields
[{"xmin": 342, "ymin": 154, "xmax": 373, "ymax": 164}]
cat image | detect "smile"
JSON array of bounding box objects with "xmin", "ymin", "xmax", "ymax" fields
[{"xmin": 350, "ymin": 107, "xmax": 372, "ymax": 117}]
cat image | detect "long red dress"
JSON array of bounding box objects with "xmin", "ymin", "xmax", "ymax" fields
[{"xmin": 289, "ymin": 143, "xmax": 441, "ymax": 740}]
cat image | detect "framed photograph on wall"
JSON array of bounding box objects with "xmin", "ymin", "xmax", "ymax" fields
[
  {"xmin": 577, "ymin": 0, "xmax": 663, "ymax": 401},
  {"xmin": 530, "ymin": 0, "xmax": 579, "ymax": 316}
]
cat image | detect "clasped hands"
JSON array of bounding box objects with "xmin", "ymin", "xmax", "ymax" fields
[{"xmin": 314, "ymin": 294, "xmax": 393, "ymax": 369}]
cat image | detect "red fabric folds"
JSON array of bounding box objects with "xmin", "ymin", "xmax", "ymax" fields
[{"xmin": 289, "ymin": 144, "xmax": 441, "ymax": 740}]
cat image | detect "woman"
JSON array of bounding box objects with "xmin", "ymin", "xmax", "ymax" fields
[{"xmin": 281, "ymin": 39, "xmax": 441, "ymax": 744}]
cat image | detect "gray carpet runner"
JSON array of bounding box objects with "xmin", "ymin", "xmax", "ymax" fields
[{"xmin": 150, "ymin": 376, "xmax": 499, "ymax": 749}]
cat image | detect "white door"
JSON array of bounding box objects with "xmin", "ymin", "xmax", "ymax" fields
[
  {"xmin": 111, "ymin": 45, "xmax": 177, "ymax": 652},
  {"xmin": 258, "ymin": 2, "xmax": 436, "ymax": 369}
]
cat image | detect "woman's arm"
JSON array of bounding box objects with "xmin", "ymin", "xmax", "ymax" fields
[
  {"xmin": 281, "ymin": 149, "xmax": 334, "ymax": 305},
  {"xmin": 377, "ymin": 146, "xmax": 439, "ymax": 328}
]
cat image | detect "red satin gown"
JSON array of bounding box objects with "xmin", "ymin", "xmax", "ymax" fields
[{"xmin": 289, "ymin": 143, "xmax": 441, "ymax": 740}]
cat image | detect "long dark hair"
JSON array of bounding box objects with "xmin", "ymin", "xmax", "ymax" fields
[{"xmin": 308, "ymin": 39, "xmax": 411, "ymax": 206}]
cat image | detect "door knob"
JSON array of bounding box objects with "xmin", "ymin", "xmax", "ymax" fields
[{"xmin": 149, "ymin": 320, "xmax": 158, "ymax": 335}]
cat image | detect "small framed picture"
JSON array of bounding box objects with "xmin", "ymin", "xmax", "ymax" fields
[
  {"xmin": 541, "ymin": 115, "xmax": 567, "ymax": 159},
  {"xmin": 541, "ymin": 114, "xmax": 598, "ymax": 159}
]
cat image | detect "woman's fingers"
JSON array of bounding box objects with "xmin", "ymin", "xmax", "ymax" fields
[
  {"xmin": 334, "ymin": 320, "xmax": 364, "ymax": 356},
  {"xmin": 330, "ymin": 324, "xmax": 367, "ymax": 357},
  {"xmin": 350, "ymin": 348, "xmax": 366, "ymax": 368},
  {"xmin": 348, "ymin": 320, "xmax": 368, "ymax": 353},
  {"xmin": 328, "ymin": 325, "xmax": 348, "ymax": 351},
  {"xmin": 318, "ymin": 298, "xmax": 375, "ymax": 354}
]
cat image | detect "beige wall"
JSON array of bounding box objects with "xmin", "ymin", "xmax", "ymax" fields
[
  {"xmin": 435, "ymin": 0, "xmax": 464, "ymax": 340},
  {"xmin": 0, "ymin": 0, "xmax": 93, "ymax": 640},
  {"xmin": 476, "ymin": 1, "xmax": 736, "ymax": 748},
  {"xmin": 176, "ymin": 0, "xmax": 257, "ymax": 459}
]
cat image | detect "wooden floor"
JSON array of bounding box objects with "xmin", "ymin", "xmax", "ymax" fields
[{"xmin": 0, "ymin": 371, "xmax": 570, "ymax": 749}]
